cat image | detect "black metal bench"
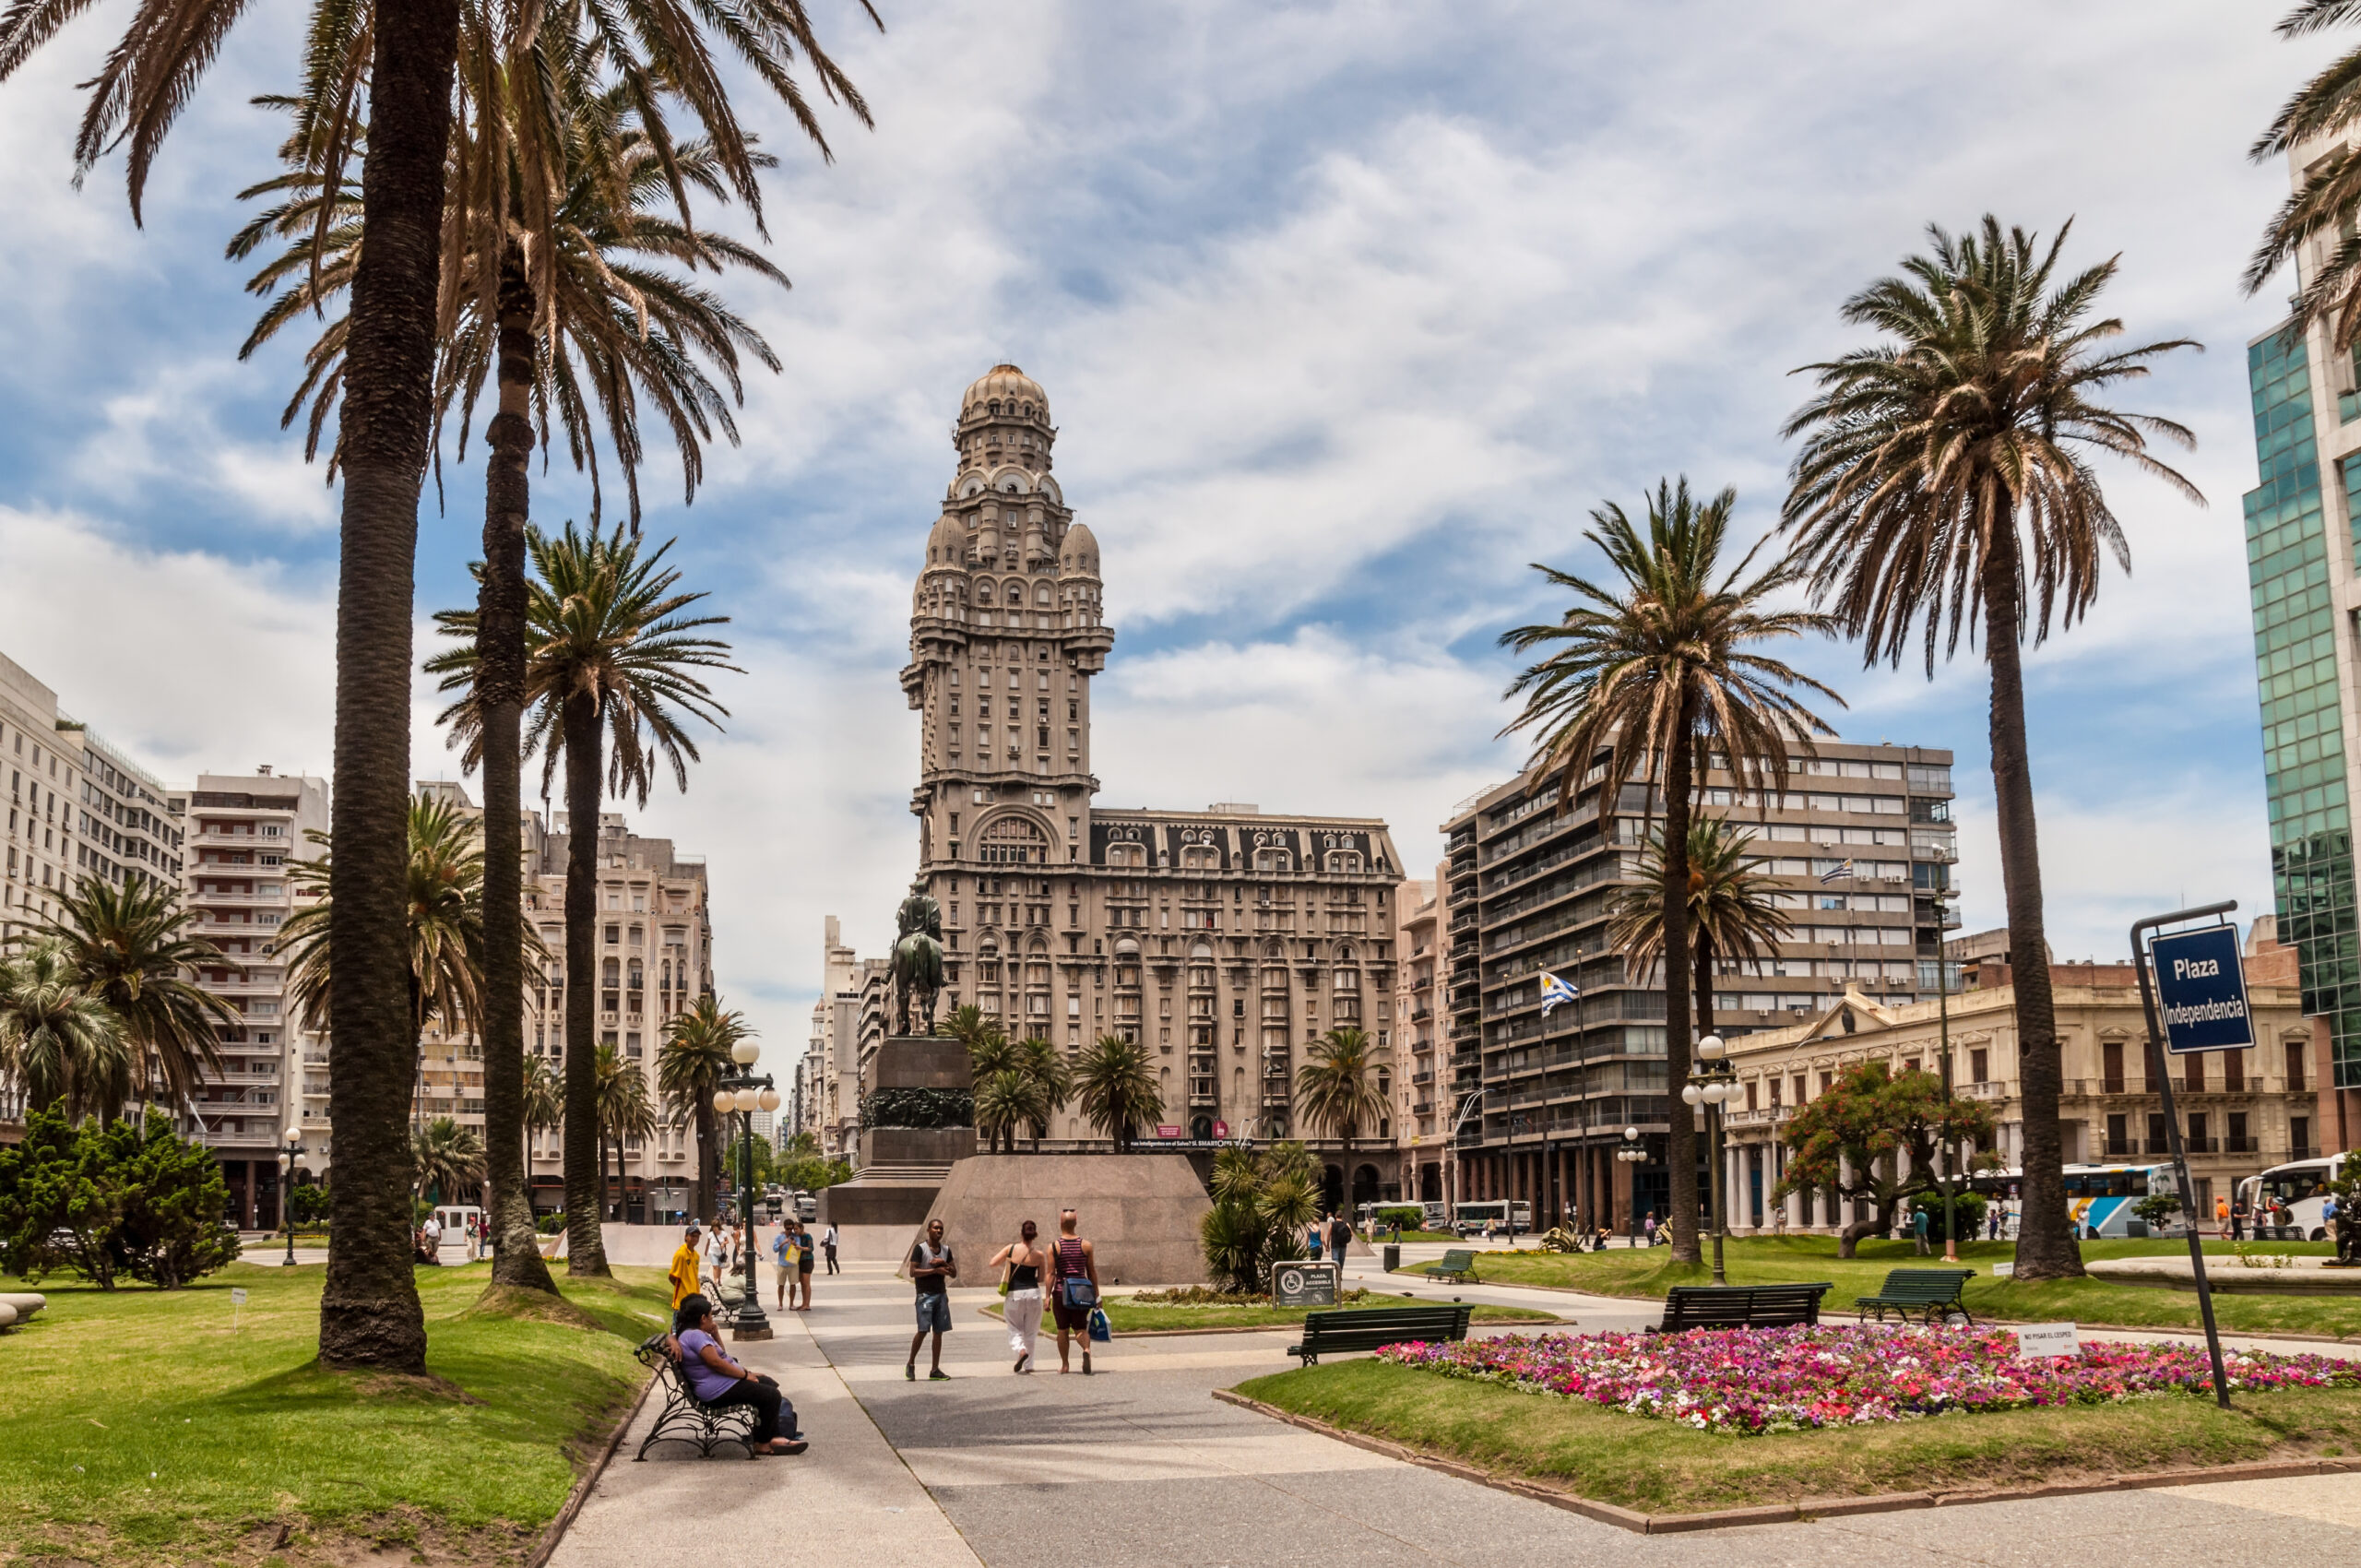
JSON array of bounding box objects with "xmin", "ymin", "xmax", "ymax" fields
[
  {"xmin": 1430, "ymin": 1249, "xmax": 1478, "ymax": 1283},
  {"xmin": 1287, "ymin": 1304, "xmax": 1472, "ymax": 1367},
  {"xmin": 1655, "ymin": 1283, "xmax": 1831, "ymax": 1333},
  {"xmin": 633, "ymin": 1334, "xmax": 759, "ymax": 1460},
  {"xmin": 1855, "ymin": 1267, "xmax": 1975, "ymax": 1325}
]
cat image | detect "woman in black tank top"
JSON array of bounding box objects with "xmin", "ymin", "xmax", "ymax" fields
[{"xmin": 989, "ymin": 1220, "xmax": 1048, "ymax": 1373}]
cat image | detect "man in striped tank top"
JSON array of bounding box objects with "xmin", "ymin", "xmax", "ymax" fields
[{"xmin": 1050, "ymin": 1208, "xmax": 1100, "ymax": 1375}]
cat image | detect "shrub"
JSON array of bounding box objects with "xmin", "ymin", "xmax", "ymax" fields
[
  {"xmin": 1200, "ymin": 1143, "xmax": 1317, "ymax": 1292},
  {"xmin": 1904, "ymin": 1188, "xmax": 1988, "ymax": 1244},
  {"xmin": 1374, "ymin": 1205, "xmax": 1423, "ymax": 1230},
  {"xmin": 0, "ymin": 1108, "xmax": 242, "ymax": 1289}
]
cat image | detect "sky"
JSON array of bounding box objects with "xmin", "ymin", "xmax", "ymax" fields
[{"xmin": 0, "ymin": 2, "xmax": 2337, "ymax": 1055}]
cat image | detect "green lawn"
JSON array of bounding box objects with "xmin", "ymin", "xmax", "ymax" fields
[
  {"xmin": 0, "ymin": 1259, "xmax": 670, "ymax": 1565},
  {"xmin": 985, "ymin": 1289, "xmax": 1557, "ymax": 1333},
  {"xmin": 1236, "ymin": 1358, "xmax": 2361, "ymax": 1513},
  {"xmin": 1403, "ymin": 1236, "xmax": 2361, "ymax": 1338}
]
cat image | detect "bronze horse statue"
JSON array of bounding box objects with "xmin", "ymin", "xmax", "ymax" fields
[{"xmin": 890, "ymin": 879, "xmax": 945, "ymax": 1036}]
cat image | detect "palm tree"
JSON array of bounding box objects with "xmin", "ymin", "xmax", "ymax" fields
[
  {"xmin": 592, "ymin": 1042, "xmax": 658, "ymax": 1224},
  {"xmin": 1500, "ymin": 480, "xmax": 1843, "ymax": 1262},
  {"xmin": 0, "ymin": 940, "xmax": 129, "ymax": 1121},
  {"xmin": 34, "ymin": 876, "xmax": 237, "ymax": 1111},
  {"xmin": 1293, "ymin": 1027, "xmax": 1388, "ymax": 1160},
  {"xmin": 1608, "ymin": 816, "xmax": 1796, "ymax": 1060},
  {"xmin": 429, "ymin": 522, "xmax": 735, "ymax": 1277},
  {"xmin": 413, "ymin": 1115, "xmax": 487, "ymax": 1206},
  {"xmin": 973, "ymin": 1068, "xmax": 1036, "ymax": 1155},
  {"xmin": 1074, "ymin": 1034, "xmax": 1164, "ymax": 1154},
  {"xmin": 1781, "ymin": 219, "xmax": 2201, "ymax": 1278},
  {"xmin": 657, "ymin": 997, "xmax": 750, "ymax": 1224},
  {"xmin": 1015, "ymin": 1036, "xmax": 1073, "ymax": 1151},
  {"xmin": 0, "ymin": 0, "xmax": 873, "ymax": 1378},
  {"xmin": 2247, "ymin": 4, "xmax": 2361, "ymax": 348},
  {"xmin": 523, "ymin": 1054, "xmax": 564, "ymax": 1146}
]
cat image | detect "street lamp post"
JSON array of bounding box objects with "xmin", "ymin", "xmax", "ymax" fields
[
  {"xmin": 1615, "ymin": 1124, "xmax": 1646, "ymax": 1247},
  {"xmin": 710, "ymin": 1038, "xmax": 781, "ymax": 1343},
  {"xmin": 1682, "ymin": 1034, "xmax": 1738, "ymax": 1285},
  {"xmin": 278, "ymin": 1123, "xmax": 306, "ymax": 1266}
]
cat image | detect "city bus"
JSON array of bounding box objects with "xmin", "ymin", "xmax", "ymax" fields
[
  {"xmin": 1963, "ymin": 1164, "xmax": 2189, "ymax": 1239},
  {"xmin": 1451, "ymin": 1200, "xmax": 1532, "ymax": 1235},
  {"xmin": 2238, "ymin": 1154, "xmax": 2349, "ymax": 1241}
]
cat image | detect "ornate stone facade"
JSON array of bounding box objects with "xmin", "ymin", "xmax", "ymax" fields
[{"xmin": 901, "ymin": 366, "xmax": 1407, "ymax": 1205}]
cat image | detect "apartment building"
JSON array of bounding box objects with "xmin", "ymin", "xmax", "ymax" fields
[
  {"xmin": 522, "ymin": 811, "xmax": 714, "ymax": 1224},
  {"xmin": 1440, "ymin": 740, "xmax": 1958, "ymax": 1229},
  {"xmin": 1391, "ymin": 871, "xmax": 1443, "ymax": 1200},
  {"xmin": 176, "ymin": 769, "xmax": 330, "ymax": 1226},
  {"xmin": 801, "ymin": 916, "xmax": 890, "ymax": 1160}
]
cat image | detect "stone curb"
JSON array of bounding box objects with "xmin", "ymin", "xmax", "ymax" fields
[
  {"xmin": 1208, "ymin": 1387, "xmax": 2361, "ymax": 1533},
  {"xmin": 971, "ymin": 1305, "xmax": 1561, "ymax": 1337},
  {"xmin": 524, "ymin": 1364, "xmax": 659, "ymax": 1568}
]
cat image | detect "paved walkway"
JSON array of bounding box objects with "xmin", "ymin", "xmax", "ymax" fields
[{"xmin": 548, "ymin": 1253, "xmax": 2361, "ymax": 1567}]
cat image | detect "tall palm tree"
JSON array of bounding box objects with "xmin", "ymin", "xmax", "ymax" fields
[
  {"xmin": 1074, "ymin": 1034, "xmax": 1164, "ymax": 1154},
  {"xmin": 1781, "ymin": 219, "xmax": 2200, "ymax": 1279},
  {"xmin": 973, "ymin": 1068, "xmax": 1035, "ymax": 1155},
  {"xmin": 2248, "ymin": 3, "xmax": 2361, "ymax": 348},
  {"xmin": 429, "ymin": 521, "xmax": 735, "ymax": 1277},
  {"xmin": 1500, "ymin": 480, "xmax": 1842, "ymax": 1262},
  {"xmin": 0, "ymin": 940, "xmax": 129, "ymax": 1121},
  {"xmin": 592, "ymin": 1042, "xmax": 658, "ymax": 1223},
  {"xmin": 657, "ymin": 997, "xmax": 749, "ymax": 1224},
  {"xmin": 523, "ymin": 1054, "xmax": 564, "ymax": 1146},
  {"xmin": 1293, "ymin": 1027, "xmax": 1389, "ymax": 1160},
  {"xmin": 1608, "ymin": 816, "xmax": 1796, "ymax": 1071},
  {"xmin": 413, "ymin": 1115, "xmax": 488, "ymax": 1206},
  {"xmin": 1015, "ymin": 1035, "xmax": 1072, "ymax": 1151},
  {"xmin": 0, "ymin": 0, "xmax": 873, "ymax": 1377},
  {"xmin": 35, "ymin": 876, "xmax": 237, "ymax": 1111}
]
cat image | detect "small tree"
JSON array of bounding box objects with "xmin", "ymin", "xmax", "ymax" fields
[
  {"xmin": 1774, "ymin": 1062, "xmax": 1996, "ymax": 1257},
  {"xmin": 2131, "ymin": 1190, "xmax": 2182, "ymax": 1232},
  {"xmin": 0, "ymin": 1108, "xmax": 237, "ymax": 1288},
  {"xmin": 1199, "ymin": 1144, "xmax": 1320, "ymax": 1292}
]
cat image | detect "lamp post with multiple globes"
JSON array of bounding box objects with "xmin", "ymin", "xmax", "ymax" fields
[
  {"xmin": 1681, "ymin": 1034, "xmax": 1737, "ymax": 1285},
  {"xmin": 710, "ymin": 1038, "xmax": 780, "ymax": 1341},
  {"xmin": 278, "ymin": 1123, "xmax": 307, "ymax": 1266},
  {"xmin": 1615, "ymin": 1124, "xmax": 1646, "ymax": 1247}
]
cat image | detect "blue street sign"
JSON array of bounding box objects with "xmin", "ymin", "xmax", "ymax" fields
[{"xmin": 2147, "ymin": 925, "xmax": 2254, "ymax": 1054}]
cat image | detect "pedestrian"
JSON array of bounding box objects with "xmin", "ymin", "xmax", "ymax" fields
[
  {"xmin": 770, "ymin": 1220, "xmax": 795, "ymax": 1310},
  {"xmin": 2214, "ymin": 1194, "xmax": 2232, "ymax": 1236},
  {"xmin": 794, "ymin": 1217, "xmax": 816, "ymax": 1310},
  {"xmin": 1305, "ymin": 1221, "xmax": 1323, "ymax": 1263},
  {"xmin": 906, "ymin": 1218, "xmax": 957, "ymax": 1382},
  {"xmin": 702, "ymin": 1224, "xmax": 729, "ymax": 1299},
  {"xmin": 1327, "ymin": 1211, "xmax": 1353, "ymax": 1276},
  {"xmin": 2232, "ymin": 1202, "xmax": 2248, "ymax": 1242},
  {"xmin": 1986, "ymin": 1204, "xmax": 2001, "ymax": 1242},
  {"xmin": 1912, "ymin": 1206, "xmax": 1930, "ymax": 1255},
  {"xmin": 990, "ymin": 1219, "xmax": 1048, "ymax": 1374},
  {"xmin": 670, "ymin": 1294, "xmax": 806, "ymax": 1455},
  {"xmin": 1050, "ymin": 1207, "xmax": 1100, "ymax": 1375},
  {"xmin": 669, "ymin": 1224, "xmax": 704, "ymax": 1309},
  {"xmin": 823, "ymin": 1221, "xmax": 841, "ymax": 1275},
  {"xmin": 421, "ymin": 1210, "xmax": 444, "ymax": 1263}
]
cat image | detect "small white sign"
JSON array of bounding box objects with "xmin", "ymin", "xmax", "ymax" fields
[
  {"xmin": 1990, "ymin": 1262, "xmax": 2014, "ymax": 1277},
  {"xmin": 2015, "ymin": 1322, "xmax": 2079, "ymax": 1360},
  {"xmin": 229, "ymin": 1289, "xmax": 249, "ymax": 1307}
]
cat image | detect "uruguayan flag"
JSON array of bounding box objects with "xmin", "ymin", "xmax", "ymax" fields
[
  {"xmin": 1539, "ymin": 971, "xmax": 1579, "ymax": 1016},
  {"xmin": 1819, "ymin": 859, "xmax": 1854, "ymax": 885}
]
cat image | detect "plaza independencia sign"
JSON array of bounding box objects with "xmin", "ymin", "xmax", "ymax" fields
[{"xmin": 2148, "ymin": 925, "xmax": 2254, "ymax": 1054}]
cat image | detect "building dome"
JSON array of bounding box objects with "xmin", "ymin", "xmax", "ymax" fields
[
  {"xmin": 924, "ymin": 513, "xmax": 967, "ymax": 570},
  {"xmin": 962, "ymin": 363, "xmax": 1049, "ymax": 424},
  {"xmin": 1058, "ymin": 521, "xmax": 1100, "ymax": 579}
]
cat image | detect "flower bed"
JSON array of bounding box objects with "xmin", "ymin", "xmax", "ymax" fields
[{"xmin": 1377, "ymin": 1324, "xmax": 2361, "ymax": 1434}]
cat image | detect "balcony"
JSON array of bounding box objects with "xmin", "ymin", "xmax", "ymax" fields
[
  {"xmin": 1955, "ymin": 1081, "xmax": 2005, "ymax": 1100},
  {"xmin": 2225, "ymin": 1135, "xmax": 2259, "ymax": 1154},
  {"xmin": 1721, "ymin": 1106, "xmax": 1789, "ymax": 1129},
  {"xmin": 190, "ymin": 888, "xmax": 290, "ymax": 908}
]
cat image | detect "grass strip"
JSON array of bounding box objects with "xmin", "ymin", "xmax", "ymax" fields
[
  {"xmin": 1234, "ymin": 1357, "xmax": 2361, "ymax": 1512},
  {"xmin": 1405, "ymin": 1236, "xmax": 2361, "ymax": 1339},
  {"xmin": 0, "ymin": 1259, "xmax": 672, "ymax": 1565}
]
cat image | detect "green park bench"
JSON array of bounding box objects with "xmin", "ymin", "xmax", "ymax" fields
[
  {"xmin": 1430, "ymin": 1249, "xmax": 1478, "ymax": 1283},
  {"xmin": 1287, "ymin": 1303, "xmax": 1473, "ymax": 1367},
  {"xmin": 1655, "ymin": 1282, "xmax": 1832, "ymax": 1333},
  {"xmin": 1855, "ymin": 1267, "xmax": 1975, "ymax": 1325}
]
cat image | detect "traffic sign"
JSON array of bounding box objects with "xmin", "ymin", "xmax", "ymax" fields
[{"xmin": 2148, "ymin": 925, "xmax": 2253, "ymax": 1054}]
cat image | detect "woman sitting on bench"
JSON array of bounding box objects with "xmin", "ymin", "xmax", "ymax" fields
[{"xmin": 671, "ymin": 1295, "xmax": 806, "ymax": 1455}]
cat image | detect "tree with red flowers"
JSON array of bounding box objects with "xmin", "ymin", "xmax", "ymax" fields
[{"xmin": 1774, "ymin": 1061, "xmax": 1998, "ymax": 1257}]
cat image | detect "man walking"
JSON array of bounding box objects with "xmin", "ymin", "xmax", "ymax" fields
[
  {"xmin": 907, "ymin": 1218, "xmax": 956, "ymax": 1381},
  {"xmin": 669, "ymin": 1224, "xmax": 704, "ymax": 1309},
  {"xmin": 1326, "ymin": 1211, "xmax": 1353, "ymax": 1279},
  {"xmin": 822, "ymin": 1220, "xmax": 840, "ymax": 1275},
  {"xmin": 1912, "ymin": 1206, "xmax": 1930, "ymax": 1255},
  {"xmin": 794, "ymin": 1217, "xmax": 817, "ymax": 1310},
  {"xmin": 1050, "ymin": 1207, "xmax": 1100, "ymax": 1375}
]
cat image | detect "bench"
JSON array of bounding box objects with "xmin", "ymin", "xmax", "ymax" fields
[
  {"xmin": 633, "ymin": 1334, "xmax": 759, "ymax": 1460},
  {"xmin": 1654, "ymin": 1283, "xmax": 1831, "ymax": 1333},
  {"xmin": 1430, "ymin": 1250, "xmax": 1478, "ymax": 1283},
  {"xmin": 1287, "ymin": 1304, "xmax": 1473, "ymax": 1367},
  {"xmin": 1855, "ymin": 1268, "xmax": 1975, "ymax": 1326}
]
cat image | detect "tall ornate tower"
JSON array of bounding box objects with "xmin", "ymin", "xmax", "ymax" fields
[{"xmin": 903, "ymin": 365, "xmax": 1112, "ymax": 876}]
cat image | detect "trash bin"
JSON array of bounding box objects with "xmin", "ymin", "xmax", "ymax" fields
[{"xmin": 1382, "ymin": 1243, "xmax": 1401, "ymax": 1273}]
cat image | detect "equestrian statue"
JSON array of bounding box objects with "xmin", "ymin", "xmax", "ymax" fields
[{"xmin": 889, "ymin": 877, "xmax": 945, "ymax": 1037}]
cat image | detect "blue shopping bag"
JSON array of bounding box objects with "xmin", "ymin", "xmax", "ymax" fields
[{"xmin": 1087, "ymin": 1305, "xmax": 1110, "ymax": 1344}]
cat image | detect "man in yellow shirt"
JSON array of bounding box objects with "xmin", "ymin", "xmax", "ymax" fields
[{"xmin": 669, "ymin": 1225, "xmax": 704, "ymax": 1308}]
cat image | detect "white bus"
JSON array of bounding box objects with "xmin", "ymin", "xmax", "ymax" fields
[
  {"xmin": 1451, "ymin": 1200, "xmax": 1532, "ymax": 1235},
  {"xmin": 2239, "ymin": 1154, "xmax": 2348, "ymax": 1241},
  {"xmin": 1964, "ymin": 1165, "xmax": 2189, "ymax": 1239}
]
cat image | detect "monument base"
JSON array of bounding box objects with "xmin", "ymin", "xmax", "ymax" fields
[
  {"xmin": 918, "ymin": 1153, "xmax": 1215, "ymax": 1286},
  {"xmin": 818, "ymin": 1180, "xmax": 942, "ymax": 1229}
]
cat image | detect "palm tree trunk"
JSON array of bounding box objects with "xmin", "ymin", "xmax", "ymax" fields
[
  {"xmin": 1982, "ymin": 530, "xmax": 2080, "ymax": 1279},
  {"xmin": 481, "ymin": 247, "xmax": 558, "ymax": 1298},
  {"xmin": 1663, "ymin": 706, "xmax": 1701, "ymax": 1264},
  {"xmin": 314, "ymin": 0, "xmax": 462, "ymax": 1375},
  {"xmin": 563, "ymin": 694, "xmax": 611, "ymax": 1276},
  {"xmin": 694, "ymin": 1098, "xmax": 717, "ymax": 1225}
]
